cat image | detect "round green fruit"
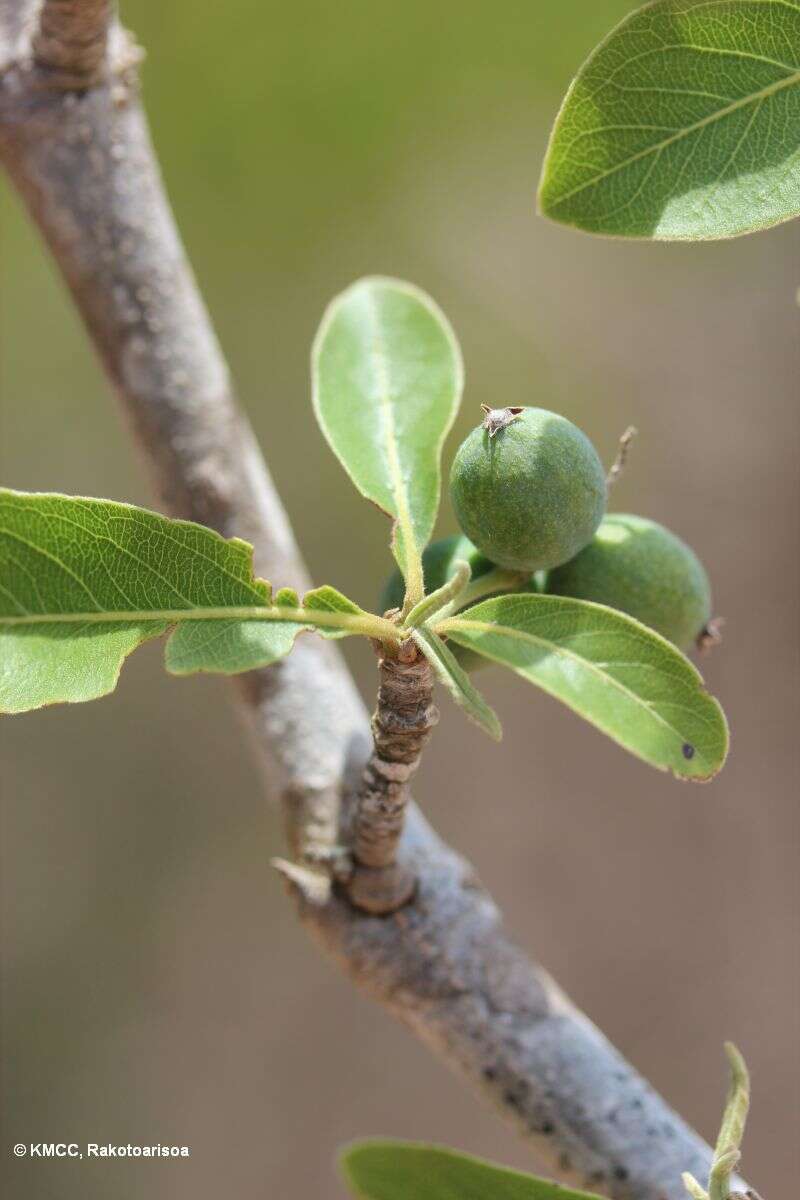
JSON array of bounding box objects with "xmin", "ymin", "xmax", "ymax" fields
[
  {"xmin": 545, "ymin": 513, "xmax": 712, "ymax": 651},
  {"xmin": 379, "ymin": 533, "xmax": 496, "ymax": 615},
  {"xmin": 449, "ymin": 407, "xmax": 607, "ymax": 573}
]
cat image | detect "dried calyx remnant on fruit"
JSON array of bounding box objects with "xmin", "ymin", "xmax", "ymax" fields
[
  {"xmin": 449, "ymin": 406, "xmax": 607, "ymax": 573},
  {"xmin": 546, "ymin": 513, "xmax": 713, "ymax": 652}
]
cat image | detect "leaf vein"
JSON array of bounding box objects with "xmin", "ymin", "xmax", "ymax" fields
[
  {"xmin": 444, "ymin": 618, "xmax": 708, "ymax": 754},
  {"xmin": 0, "ymin": 578, "xmax": 30, "ymax": 615},
  {"xmin": 0, "ymin": 525, "xmax": 103, "ymax": 610},
  {"xmin": 549, "ymin": 66, "xmax": 800, "ymax": 209}
]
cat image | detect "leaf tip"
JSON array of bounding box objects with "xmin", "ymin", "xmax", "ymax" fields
[
  {"xmin": 682, "ymin": 1171, "xmax": 709, "ymax": 1200},
  {"xmin": 723, "ymin": 1041, "xmax": 750, "ymax": 1097}
]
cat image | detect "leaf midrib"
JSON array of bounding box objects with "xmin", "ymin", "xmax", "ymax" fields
[
  {"xmin": 548, "ymin": 64, "xmax": 800, "ymax": 209},
  {"xmin": 441, "ymin": 615, "xmax": 714, "ymax": 761},
  {"xmin": 363, "ymin": 290, "xmax": 423, "ymax": 605},
  {"xmin": 0, "ymin": 605, "xmax": 397, "ymax": 639}
]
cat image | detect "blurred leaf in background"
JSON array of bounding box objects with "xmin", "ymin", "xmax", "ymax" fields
[{"xmin": 341, "ymin": 1140, "xmax": 604, "ymax": 1200}]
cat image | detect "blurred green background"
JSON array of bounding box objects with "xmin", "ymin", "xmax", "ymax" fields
[{"xmin": 2, "ymin": 2, "xmax": 798, "ymax": 1197}]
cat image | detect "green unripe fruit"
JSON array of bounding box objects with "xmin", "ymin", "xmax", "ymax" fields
[
  {"xmin": 449, "ymin": 407, "xmax": 607, "ymax": 573},
  {"xmin": 546, "ymin": 513, "xmax": 712, "ymax": 651},
  {"xmin": 379, "ymin": 534, "xmax": 496, "ymax": 615}
]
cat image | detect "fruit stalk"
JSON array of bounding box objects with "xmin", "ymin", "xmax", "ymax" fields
[
  {"xmin": 454, "ymin": 565, "xmax": 529, "ymax": 610},
  {"xmin": 345, "ymin": 639, "xmax": 439, "ymax": 914}
]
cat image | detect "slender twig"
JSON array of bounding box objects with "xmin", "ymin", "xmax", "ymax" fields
[
  {"xmin": 606, "ymin": 425, "xmax": 638, "ymax": 490},
  {"xmin": 452, "ymin": 565, "xmax": 530, "ymax": 610},
  {"xmin": 0, "ymin": 10, "xmax": 748, "ymax": 1198}
]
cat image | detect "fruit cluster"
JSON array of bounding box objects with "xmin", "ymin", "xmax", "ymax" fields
[{"xmin": 382, "ymin": 406, "xmax": 712, "ymax": 656}]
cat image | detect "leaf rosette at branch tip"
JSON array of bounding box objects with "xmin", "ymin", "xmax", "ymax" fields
[
  {"xmin": 1, "ymin": 273, "xmax": 730, "ymax": 783},
  {"xmin": 538, "ymin": 0, "xmax": 800, "ymax": 240},
  {"xmin": 312, "ymin": 276, "xmax": 463, "ymax": 612},
  {"xmin": 0, "ymin": 489, "xmax": 396, "ymax": 713},
  {"xmin": 0, "ymin": 486, "xmax": 731, "ymax": 782}
]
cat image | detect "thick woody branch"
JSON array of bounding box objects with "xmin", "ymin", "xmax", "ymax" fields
[{"xmin": 0, "ymin": 13, "xmax": 746, "ymax": 1199}]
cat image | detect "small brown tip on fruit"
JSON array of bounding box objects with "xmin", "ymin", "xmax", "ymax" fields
[
  {"xmin": 696, "ymin": 616, "xmax": 725, "ymax": 655},
  {"xmin": 481, "ymin": 406, "xmax": 524, "ymax": 438}
]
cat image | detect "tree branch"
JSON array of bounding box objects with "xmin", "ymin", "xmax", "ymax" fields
[{"xmin": 0, "ymin": 11, "xmax": 745, "ymax": 1199}]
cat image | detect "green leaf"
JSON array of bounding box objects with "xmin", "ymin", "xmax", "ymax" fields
[
  {"xmin": 437, "ymin": 594, "xmax": 728, "ymax": 779},
  {"xmin": 682, "ymin": 1177, "xmax": 710, "ymax": 1200},
  {"xmin": 713, "ymin": 1043, "xmax": 750, "ymax": 1168},
  {"xmin": 683, "ymin": 1043, "xmax": 751, "ymax": 1200},
  {"xmin": 303, "ymin": 584, "xmax": 372, "ymax": 639},
  {"xmin": 274, "ymin": 587, "xmax": 300, "ymax": 607},
  {"xmin": 340, "ymin": 1140, "xmax": 604, "ymax": 1200},
  {"xmin": 312, "ymin": 277, "xmax": 463, "ymax": 608},
  {"xmin": 412, "ymin": 626, "xmax": 501, "ymax": 741},
  {"xmin": 1, "ymin": 619, "xmax": 170, "ymax": 715},
  {"xmin": 709, "ymin": 1043, "xmax": 750, "ymax": 1200},
  {"xmin": 164, "ymin": 618, "xmax": 304, "ymax": 676},
  {"xmin": 0, "ymin": 490, "xmax": 396, "ymax": 712},
  {"xmin": 538, "ymin": 0, "xmax": 800, "ymax": 240}
]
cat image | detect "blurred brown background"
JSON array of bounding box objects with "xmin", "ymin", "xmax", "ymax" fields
[{"xmin": 2, "ymin": 2, "xmax": 798, "ymax": 1197}]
